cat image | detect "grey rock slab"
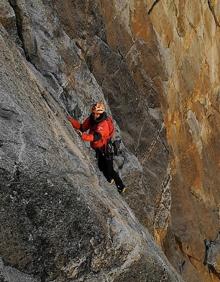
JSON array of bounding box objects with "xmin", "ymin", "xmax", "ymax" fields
[
  {"xmin": 0, "ymin": 4, "xmax": 182, "ymax": 282},
  {"xmin": 204, "ymin": 232, "xmax": 220, "ymax": 276},
  {"xmin": 0, "ymin": 257, "xmax": 39, "ymax": 282}
]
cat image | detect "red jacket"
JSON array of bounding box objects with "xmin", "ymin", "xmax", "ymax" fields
[{"xmin": 68, "ymin": 113, "xmax": 113, "ymax": 150}]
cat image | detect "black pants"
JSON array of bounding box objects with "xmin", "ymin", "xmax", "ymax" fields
[{"xmin": 96, "ymin": 149, "xmax": 124, "ymax": 190}]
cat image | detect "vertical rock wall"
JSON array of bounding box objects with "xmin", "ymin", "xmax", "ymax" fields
[
  {"xmin": 54, "ymin": 0, "xmax": 171, "ymax": 244},
  {"xmin": 98, "ymin": 0, "xmax": 220, "ymax": 281},
  {"xmin": 55, "ymin": 0, "xmax": 220, "ymax": 281},
  {"xmin": 145, "ymin": 1, "xmax": 220, "ymax": 281},
  {"xmin": 0, "ymin": 0, "xmax": 181, "ymax": 281},
  {"xmin": 1, "ymin": 0, "xmax": 220, "ymax": 281}
]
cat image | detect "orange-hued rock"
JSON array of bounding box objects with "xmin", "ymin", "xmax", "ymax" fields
[
  {"xmin": 99, "ymin": 1, "xmax": 220, "ymax": 281},
  {"xmin": 145, "ymin": 1, "xmax": 220, "ymax": 281},
  {"xmin": 1, "ymin": 0, "xmax": 220, "ymax": 281},
  {"xmin": 0, "ymin": 0, "xmax": 182, "ymax": 281}
]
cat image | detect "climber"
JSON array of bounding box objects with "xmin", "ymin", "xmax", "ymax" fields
[{"xmin": 67, "ymin": 101, "xmax": 126, "ymax": 193}]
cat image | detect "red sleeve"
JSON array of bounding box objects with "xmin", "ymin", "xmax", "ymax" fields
[
  {"xmin": 81, "ymin": 117, "xmax": 91, "ymax": 132},
  {"xmin": 67, "ymin": 116, "xmax": 80, "ymax": 129},
  {"xmin": 81, "ymin": 132, "xmax": 94, "ymax": 142}
]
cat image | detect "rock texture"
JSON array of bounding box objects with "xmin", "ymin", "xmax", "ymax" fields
[
  {"xmin": 144, "ymin": 1, "xmax": 220, "ymax": 281},
  {"xmin": 54, "ymin": 0, "xmax": 170, "ymax": 239},
  {"xmin": 204, "ymin": 232, "xmax": 220, "ymax": 279},
  {"xmin": 0, "ymin": 0, "xmax": 180, "ymax": 281},
  {"xmin": 0, "ymin": 257, "xmax": 38, "ymax": 282},
  {"xmin": 0, "ymin": 0, "xmax": 220, "ymax": 282},
  {"xmin": 55, "ymin": 1, "xmax": 220, "ymax": 280}
]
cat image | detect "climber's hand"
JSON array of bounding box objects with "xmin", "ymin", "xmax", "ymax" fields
[
  {"xmin": 81, "ymin": 132, "xmax": 94, "ymax": 142},
  {"xmin": 67, "ymin": 116, "xmax": 81, "ymax": 129}
]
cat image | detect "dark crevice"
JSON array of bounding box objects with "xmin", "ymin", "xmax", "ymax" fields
[
  {"xmin": 8, "ymin": 0, "xmax": 38, "ymax": 64},
  {"xmin": 208, "ymin": 0, "xmax": 220, "ymax": 28},
  {"xmin": 148, "ymin": 0, "xmax": 161, "ymax": 15},
  {"xmin": 160, "ymin": 137, "xmax": 170, "ymax": 154},
  {"xmin": 41, "ymin": 93, "xmax": 57, "ymax": 115},
  {"xmin": 5, "ymin": 1, "xmax": 68, "ymax": 117},
  {"xmin": 8, "ymin": 0, "xmax": 70, "ymax": 103},
  {"xmin": 8, "ymin": 0, "xmax": 26, "ymax": 55}
]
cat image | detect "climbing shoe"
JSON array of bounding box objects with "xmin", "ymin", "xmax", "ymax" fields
[
  {"xmin": 107, "ymin": 179, "xmax": 114, "ymax": 184},
  {"xmin": 117, "ymin": 186, "xmax": 127, "ymax": 194}
]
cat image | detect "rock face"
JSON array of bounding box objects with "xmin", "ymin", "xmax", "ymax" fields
[
  {"xmin": 54, "ymin": 0, "xmax": 171, "ymax": 242},
  {"xmin": 0, "ymin": 0, "xmax": 219, "ymax": 282},
  {"xmin": 144, "ymin": 1, "xmax": 220, "ymax": 282},
  {"xmin": 204, "ymin": 232, "xmax": 220, "ymax": 279},
  {"xmin": 0, "ymin": 0, "xmax": 179, "ymax": 281}
]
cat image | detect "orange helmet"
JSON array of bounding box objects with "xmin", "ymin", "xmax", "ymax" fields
[{"xmin": 91, "ymin": 101, "xmax": 105, "ymax": 114}]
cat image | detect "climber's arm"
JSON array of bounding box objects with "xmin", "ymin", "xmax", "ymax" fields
[
  {"xmin": 81, "ymin": 122, "xmax": 108, "ymax": 142},
  {"xmin": 67, "ymin": 116, "xmax": 81, "ymax": 129},
  {"xmin": 81, "ymin": 131, "xmax": 102, "ymax": 142},
  {"xmin": 67, "ymin": 116, "xmax": 92, "ymax": 132}
]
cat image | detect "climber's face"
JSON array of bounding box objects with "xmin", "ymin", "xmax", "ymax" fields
[
  {"xmin": 93, "ymin": 112, "xmax": 101, "ymax": 120},
  {"xmin": 91, "ymin": 102, "xmax": 105, "ymax": 120}
]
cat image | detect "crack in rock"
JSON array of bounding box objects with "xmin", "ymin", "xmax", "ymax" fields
[
  {"xmin": 208, "ymin": 0, "xmax": 220, "ymax": 27},
  {"xmin": 8, "ymin": 0, "xmax": 26, "ymax": 53},
  {"xmin": 148, "ymin": 0, "xmax": 161, "ymax": 15}
]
